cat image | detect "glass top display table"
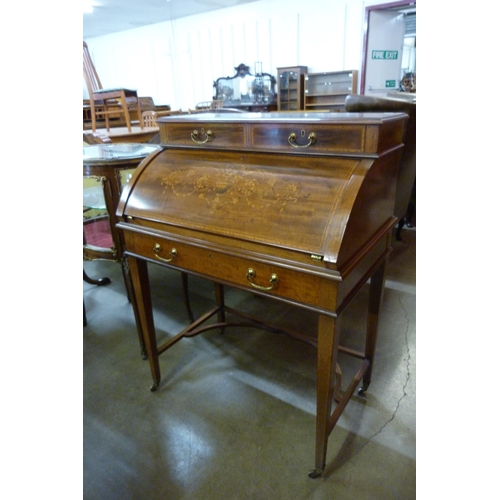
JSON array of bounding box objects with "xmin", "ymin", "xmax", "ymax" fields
[
  {"xmin": 83, "ymin": 143, "xmax": 161, "ymax": 352},
  {"xmin": 83, "ymin": 143, "xmax": 160, "ymax": 263}
]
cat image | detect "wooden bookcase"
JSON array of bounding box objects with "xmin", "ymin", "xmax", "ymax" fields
[{"xmin": 277, "ymin": 66, "xmax": 308, "ymax": 111}]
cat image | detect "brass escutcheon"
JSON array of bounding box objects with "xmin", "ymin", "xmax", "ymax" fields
[
  {"xmin": 153, "ymin": 243, "xmax": 177, "ymax": 263},
  {"xmin": 191, "ymin": 129, "xmax": 215, "ymax": 144},
  {"xmin": 288, "ymin": 131, "xmax": 317, "ymax": 148},
  {"xmin": 246, "ymin": 268, "xmax": 279, "ymax": 291}
]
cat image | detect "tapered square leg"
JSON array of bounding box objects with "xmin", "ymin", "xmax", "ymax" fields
[
  {"xmin": 128, "ymin": 256, "xmax": 161, "ymax": 391},
  {"xmin": 360, "ymin": 259, "xmax": 387, "ymax": 393},
  {"xmin": 311, "ymin": 314, "xmax": 341, "ymax": 477}
]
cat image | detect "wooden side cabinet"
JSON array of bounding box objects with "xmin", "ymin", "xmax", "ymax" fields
[
  {"xmin": 277, "ymin": 66, "xmax": 307, "ymax": 111},
  {"xmin": 305, "ymin": 70, "xmax": 358, "ymax": 112}
]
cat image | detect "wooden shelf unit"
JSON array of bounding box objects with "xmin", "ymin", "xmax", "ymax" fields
[
  {"xmin": 304, "ymin": 70, "xmax": 358, "ymax": 112},
  {"xmin": 277, "ymin": 66, "xmax": 308, "ymax": 111}
]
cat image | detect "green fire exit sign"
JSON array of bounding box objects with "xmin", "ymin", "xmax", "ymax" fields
[
  {"xmin": 372, "ymin": 50, "xmax": 399, "ymax": 60},
  {"xmin": 385, "ymin": 80, "xmax": 396, "ymax": 88}
]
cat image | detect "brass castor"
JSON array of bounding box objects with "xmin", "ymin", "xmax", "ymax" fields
[
  {"xmin": 308, "ymin": 468, "xmax": 322, "ymax": 479},
  {"xmin": 358, "ymin": 383, "xmax": 370, "ymax": 395}
]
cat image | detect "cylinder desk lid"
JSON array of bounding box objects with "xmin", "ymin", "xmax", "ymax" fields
[{"xmin": 118, "ymin": 113, "xmax": 406, "ymax": 267}]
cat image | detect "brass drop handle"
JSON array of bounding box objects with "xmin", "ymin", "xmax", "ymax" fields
[
  {"xmin": 246, "ymin": 268, "xmax": 279, "ymax": 291},
  {"xmin": 191, "ymin": 129, "xmax": 215, "ymax": 144},
  {"xmin": 153, "ymin": 243, "xmax": 177, "ymax": 263},
  {"xmin": 288, "ymin": 131, "xmax": 317, "ymax": 148}
]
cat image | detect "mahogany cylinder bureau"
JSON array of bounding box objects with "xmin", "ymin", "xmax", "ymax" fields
[{"xmin": 116, "ymin": 111, "xmax": 408, "ymax": 477}]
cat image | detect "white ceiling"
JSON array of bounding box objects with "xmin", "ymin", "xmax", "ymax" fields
[{"xmin": 83, "ymin": 0, "xmax": 260, "ymax": 39}]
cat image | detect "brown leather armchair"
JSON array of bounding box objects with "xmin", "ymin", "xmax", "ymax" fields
[{"xmin": 345, "ymin": 94, "xmax": 416, "ymax": 240}]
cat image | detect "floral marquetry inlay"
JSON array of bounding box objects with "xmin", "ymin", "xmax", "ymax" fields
[{"xmin": 161, "ymin": 166, "xmax": 308, "ymax": 215}]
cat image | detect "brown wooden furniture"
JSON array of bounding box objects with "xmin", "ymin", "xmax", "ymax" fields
[
  {"xmin": 83, "ymin": 270, "xmax": 111, "ymax": 326},
  {"xmin": 213, "ymin": 63, "xmax": 277, "ymax": 112},
  {"xmin": 141, "ymin": 110, "xmax": 158, "ymax": 127},
  {"xmin": 84, "ymin": 98, "xmax": 173, "ymax": 130},
  {"xmin": 345, "ymin": 94, "xmax": 416, "ymax": 240},
  {"xmin": 83, "ymin": 141, "xmax": 195, "ymax": 333},
  {"xmin": 140, "ymin": 109, "xmax": 186, "ymax": 127},
  {"xmin": 97, "ymin": 127, "xmax": 160, "ymax": 144},
  {"xmin": 84, "ymin": 143, "xmax": 162, "ymax": 355},
  {"xmin": 116, "ymin": 111, "xmax": 407, "ymax": 477},
  {"xmin": 188, "ymin": 100, "xmax": 224, "ymax": 113},
  {"xmin": 277, "ymin": 66, "xmax": 308, "ymax": 111},
  {"xmin": 83, "ymin": 131, "xmax": 112, "ymax": 145},
  {"xmin": 83, "ymin": 41, "xmax": 144, "ymax": 133},
  {"xmin": 83, "ymin": 132, "xmax": 113, "ymax": 325},
  {"xmin": 305, "ymin": 70, "xmax": 358, "ymax": 112}
]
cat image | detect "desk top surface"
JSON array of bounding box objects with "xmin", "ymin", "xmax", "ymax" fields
[{"xmin": 157, "ymin": 111, "xmax": 405, "ymax": 124}]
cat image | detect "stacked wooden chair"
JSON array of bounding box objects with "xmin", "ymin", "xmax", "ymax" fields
[{"xmin": 83, "ymin": 41, "xmax": 144, "ymax": 132}]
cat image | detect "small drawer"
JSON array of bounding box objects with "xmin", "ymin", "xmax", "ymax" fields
[
  {"xmin": 250, "ymin": 124, "xmax": 367, "ymax": 154},
  {"xmin": 125, "ymin": 231, "xmax": 323, "ymax": 307},
  {"xmin": 159, "ymin": 123, "xmax": 246, "ymax": 149}
]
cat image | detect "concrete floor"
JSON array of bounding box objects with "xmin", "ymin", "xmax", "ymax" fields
[{"xmin": 83, "ymin": 227, "xmax": 416, "ymax": 500}]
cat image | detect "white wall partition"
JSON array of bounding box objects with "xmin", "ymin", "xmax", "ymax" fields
[{"xmin": 83, "ymin": 0, "xmax": 411, "ymax": 110}]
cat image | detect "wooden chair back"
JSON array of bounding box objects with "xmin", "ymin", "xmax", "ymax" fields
[
  {"xmin": 189, "ymin": 100, "xmax": 225, "ymax": 113},
  {"xmin": 83, "ymin": 41, "xmax": 102, "ymax": 95},
  {"xmin": 142, "ymin": 110, "xmax": 158, "ymax": 127},
  {"xmin": 83, "ymin": 41, "xmax": 143, "ymax": 132}
]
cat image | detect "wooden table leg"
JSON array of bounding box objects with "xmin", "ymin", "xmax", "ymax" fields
[
  {"xmin": 310, "ymin": 314, "xmax": 341, "ymax": 478},
  {"xmin": 214, "ymin": 283, "xmax": 225, "ymax": 323},
  {"xmin": 181, "ymin": 272, "xmax": 195, "ymax": 323},
  {"xmin": 359, "ymin": 259, "xmax": 387, "ymax": 394},
  {"xmin": 122, "ymin": 257, "xmax": 148, "ymax": 359},
  {"xmin": 128, "ymin": 256, "xmax": 161, "ymax": 391}
]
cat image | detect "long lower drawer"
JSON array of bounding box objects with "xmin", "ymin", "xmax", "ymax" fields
[{"xmin": 124, "ymin": 230, "xmax": 329, "ymax": 308}]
